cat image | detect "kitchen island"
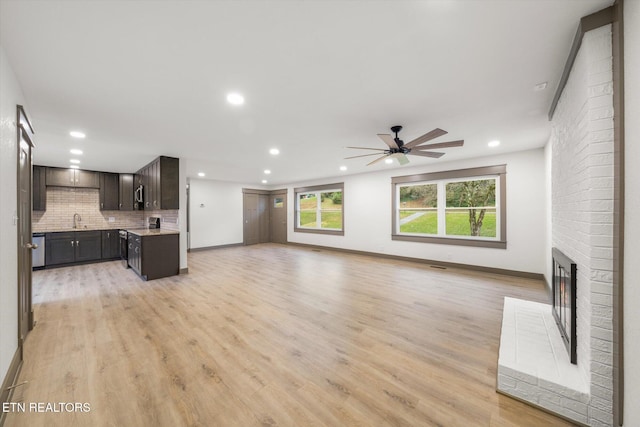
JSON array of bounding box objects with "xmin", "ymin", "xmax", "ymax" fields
[{"xmin": 127, "ymin": 229, "xmax": 179, "ymax": 280}]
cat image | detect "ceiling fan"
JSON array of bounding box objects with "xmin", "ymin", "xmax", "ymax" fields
[{"xmin": 346, "ymin": 125, "xmax": 464, "ymax": 166}]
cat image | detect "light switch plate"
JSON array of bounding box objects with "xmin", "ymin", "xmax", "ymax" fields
[{"xmin": 108, "ymin": 217, "xmax": 115, "ymax": 222}]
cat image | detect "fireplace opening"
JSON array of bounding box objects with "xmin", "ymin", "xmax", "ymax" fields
[{"xmin": 552, "ymin": 248, "xmax": 577, "ymax": 364}]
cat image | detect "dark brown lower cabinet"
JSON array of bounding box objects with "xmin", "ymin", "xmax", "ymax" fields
[
  {"xmin": 128, "ymin": 233, "xmax": 179, "ymax": 280},
  {"xmin": 45, "ymin": 231, "xmax": 102, "ymax": 266},
  {"xmin": 101, "ymin": 230, "xmax": 120, "ymax": 259},
  {"xmin": 45, "ymin": 232, "xmax": 76, "ymax": 265}
]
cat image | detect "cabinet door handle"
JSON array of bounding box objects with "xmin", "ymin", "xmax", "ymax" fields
[
  {"xmin": 101, "ymin": 203, "xmax": 104, "ymax": 208},
  {"xmin": 119, "ymin": 203, "xmax": 122, "ymax": 208},
  {"xmin": 107, "ymin": 232, "xmax": 110, "ymax": 238},
  {"xmin": 71, "ymin": 240, "xmax": 74, "ymax": 247},
  {"xmin": 76, "ymin": 240, "xmax": 79, "ymax": 246}
]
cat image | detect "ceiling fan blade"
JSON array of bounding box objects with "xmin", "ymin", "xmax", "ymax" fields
[
  {"xmin": 377, "ymin": 134, "xmax": 399, "ymax": 149},
  {"xmin": 409, "ymin": 150, "xmax": 445, "ymax": 158},
  {"xmin": 367, "ymin": 154, "xmax": 390, "ymax": 166},
  {"xmin": 404, "ymin": 128, "xmax": 448, "ymax": 149},
  {"xmin": 413, "ymin": 140, "xmax": 464, "ymax": 150},
  {"xmin": 391, "ymin": 152, "xmax": 410, "ymax": 165},
  {"xmin": 345, "ymin": 153, "xmax": 385, "ymax": 159},
  {"xmin": 346, "ymin": 146, "xmax": 387, "ymax": 151}
]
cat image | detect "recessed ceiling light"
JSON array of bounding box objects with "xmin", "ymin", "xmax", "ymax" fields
[
  {"xmin": 488, "ymin": 140, "xmax": 501, "ymax": 148},
  {"xmin": 198, "ymin": 172, "xmax": 205, "ymax": 177},
  {"xmin": 226, "ymin": 93, "xmax": 245, "ymax": 105},
  {"xmin": 69, "ymin": 165, "xmax": 79, "ymax": 169},
  {"xmin": 385, "ymin": 158, "xmax": 393, "ymax": 164},
  {"xmin": 269, "ymin": 148, "xmax": 280, "ymax": 155},
  {"xmin": 533, "ymin": 82, "xmax": 548, "ymax": 91},
  {"xmin": 261, "ymin": 179, "xmax": 268, "ymax": 184},
  {"xmin": 70, "ymin": 149, "xmax": 83, "ymax": 155},
  {"xmin": 264, "ymin": 169, "xmax": 271, "ymax": 175},
  {"xmin": 70, "ymin": 131, "xmax": 85, "ymax": 138},
  {"xmin": 339, "ymin": 166, "xmax": 347, "ymax": 171},
  {"xmin": 70, "ymin": 159, "xmax": 80, "ymax": 164}
]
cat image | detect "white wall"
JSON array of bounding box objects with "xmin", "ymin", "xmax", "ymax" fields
[
  {"xmin": 623, "ymin": 1, "xmax": 640, "ymax": 425},
  {"xmin": 287, "ymin": 148, "xmax": 547, "ymax": 275},
  {"xmin": 188, "ymin": 179, "xmax": 246, "ymax": 248},
  {"xmin": 0, "ymin": 47, "xmax": 24, "ymax": 387}
]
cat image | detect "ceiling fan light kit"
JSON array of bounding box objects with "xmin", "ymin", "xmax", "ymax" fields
[{"xmin": 347, "ymin": 125, "xmax": 464, "ymax": 166}]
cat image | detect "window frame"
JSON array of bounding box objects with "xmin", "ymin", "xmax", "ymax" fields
[
  {"xmin": 294, "ymin": 182, "xmax": 344, "ymax": 236},
  {"xmin": 391, "ymin": 165, "xmax": 506, "ymax": 249}
]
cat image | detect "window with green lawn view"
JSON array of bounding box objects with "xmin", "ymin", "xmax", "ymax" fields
[
  {"xmin": 295, "ymin": 183, "xmax": 344, "ymax": 235},
  {"xmin": 392, "ymin": 165, "xmax": 506, "ymax": 248}
]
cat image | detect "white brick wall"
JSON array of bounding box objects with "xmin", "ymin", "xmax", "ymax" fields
[{"xmin": 549, "ymin": 24, "xmax": 614, "ymax": 426}]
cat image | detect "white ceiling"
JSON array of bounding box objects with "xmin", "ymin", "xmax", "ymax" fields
[{"xmin": 0, "ymin": 0, "xmax": 611, "ymax": 186}]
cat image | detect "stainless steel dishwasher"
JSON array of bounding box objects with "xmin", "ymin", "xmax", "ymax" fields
[{"xmin": 32, "ymin": 233, "xmax": 45, "ymax": 269}]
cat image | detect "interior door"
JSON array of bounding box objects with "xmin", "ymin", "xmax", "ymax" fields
[
  {"xmin": 258, "ymin": 194, "xmax": 270, "ymax": 243},
  {"xmin": 17, "ymin": 105, "xmax": 35, "ymax": 348},
  {"xmin": 243, "ymin": 193, "xmax": 259, "ymax": 245},
  {"xmin": 270, "ymin": 191, "xmax": 287, "ymax": 243}
]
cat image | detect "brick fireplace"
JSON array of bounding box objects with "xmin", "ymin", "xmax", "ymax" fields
[{"xmin": 498, "ymin": 23, "xmax": 615, "ymax": 426}]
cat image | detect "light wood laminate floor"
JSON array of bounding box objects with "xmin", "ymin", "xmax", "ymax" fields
[{"xmin": 5, "ymin": 244, "xmax": 576, "ymax": 426}]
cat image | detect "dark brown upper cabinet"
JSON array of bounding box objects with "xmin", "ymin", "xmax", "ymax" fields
[
  {"xmin": 45, "ymin": 167, "xmax": 99, "ymax": 188},
  {"xmin": 33, "ymin": 165, "xmax": 46, "ymax": 211},
  {"xmin": 99, "ymin": 172, "xmax": 120, "ymax": 210},
  {"xmin": 137, "ymin": 156, "xmax": 179, "ymax": 210},
  {"xmin": 119, "ymin": 173, "xmax": 134, "ymax": 211}
]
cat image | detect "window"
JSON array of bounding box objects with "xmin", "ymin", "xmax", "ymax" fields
[
  {"xmin": 392, "ymin": 165, "xmax": 506, "ymax": 248},
  {"xmin": 294, "ymin": 183, "xmax": 344, "ymax": 235}
]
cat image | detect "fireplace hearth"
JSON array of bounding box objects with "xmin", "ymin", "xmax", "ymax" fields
[{"xmin": 552, "ymin": 247, "xmax": 577, "ymax": 364}]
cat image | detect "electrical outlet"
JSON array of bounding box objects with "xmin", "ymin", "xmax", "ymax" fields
[{"xmin": 108, "ymin": 217, "xmax": 115, "ymax": 222}]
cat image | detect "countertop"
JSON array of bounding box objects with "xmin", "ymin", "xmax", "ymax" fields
[
  {"xmin": 126, "ymin": 229, "xmax": 180, "ymax": 237},
  {"xmin": 34, "ymin": 227, "xmax": 121, "ymax": 233},
  {"xmin": 34, "ymin": 228, "xmax": 179, "ymax": 236}
]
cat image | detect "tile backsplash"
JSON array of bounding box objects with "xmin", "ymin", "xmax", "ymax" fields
[{"xmin": 32, "ymin": 187, "xmax": 179, "ymax": 232}]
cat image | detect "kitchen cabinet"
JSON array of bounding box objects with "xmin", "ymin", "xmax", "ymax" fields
[
  {"xmin": 99, "ymin": 172, "xmax": 120, "ymax": 210},
  {"xmin": 33, "ymin": 165, "xmax": 46, "ymax": 211},
  {"xmin": 75, "ymin": 231, "xmax": 102, "ymax": 262},
  {"xmin": 45, "ymin": 232, "xmax": 76, "ymax": 265},
  {"xmin": 128, "ymin": 232, "xmax": 179, "ymax": 280},
  {"xmin": 119, "ymin": 173, "xmax": 134, "ymax": 210},
  {"xmin": 101, "ymin": 230, "xmax": 120, "ymax": 259},
  {"xmin": 137, "ymin": 156, "xmax": 179, "ymax": 210},
  {"xmin": 45, "ymin": 167, "xmax": 99, "ymax": 188},
  {"xmin": 128, "ymin": 233, "xmax": 141, "ymax": 274},
  {"xmin": 45, "ymin": 230, "xmax": 102, "ymax": 265}
]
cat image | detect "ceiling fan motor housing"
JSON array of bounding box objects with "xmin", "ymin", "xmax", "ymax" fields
[{"xmin": 390, "ymin": 125, "xmax": 404, "ymax": 149}]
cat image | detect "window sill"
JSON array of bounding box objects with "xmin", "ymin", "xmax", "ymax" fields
[
  {"xmin": 294, "ymin": 227, "xmax": 344, "ymax": 236},
  {"xmin": 392, "ymin": 234, "xmax": 506, "ymax": 249}
]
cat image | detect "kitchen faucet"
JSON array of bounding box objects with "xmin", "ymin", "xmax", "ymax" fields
[{"xmin": 73, "ymin": 213, "xmax": 81, "ymax": 229}]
